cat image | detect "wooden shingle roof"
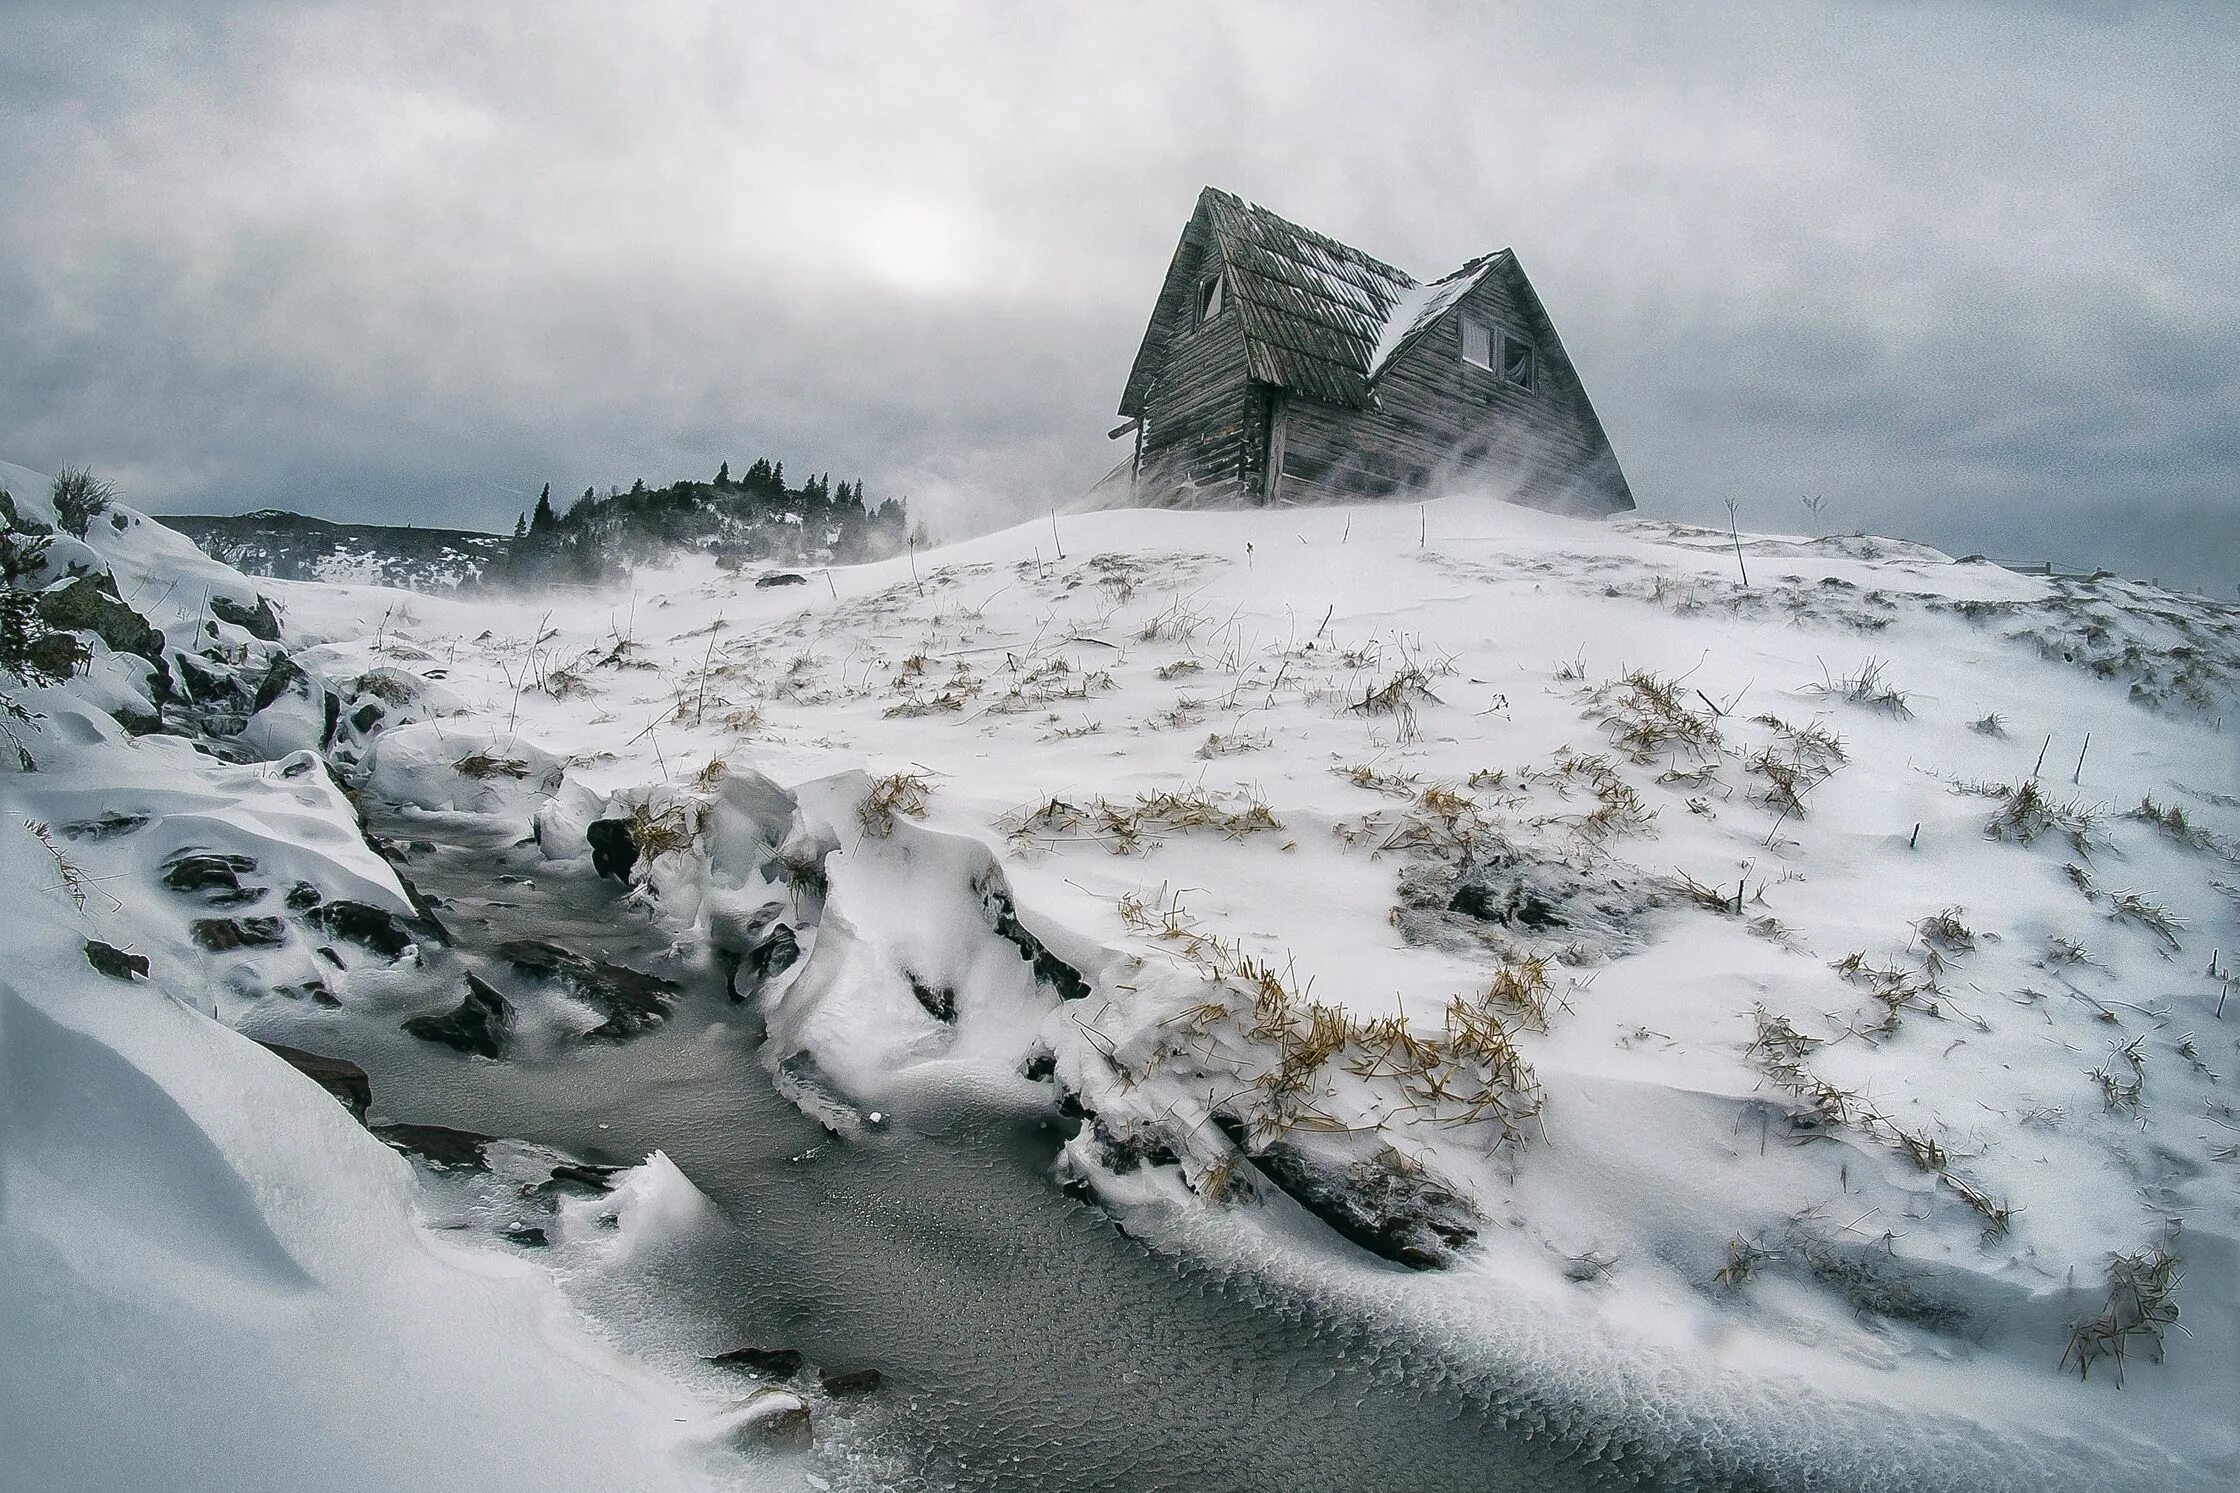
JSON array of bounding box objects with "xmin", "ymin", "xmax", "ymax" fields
[
  {"xmin": 1202, "ymin": 190, "xmax": 1416, "ymax": 409},
  {"xmin": 1121, "ymin": 188, "xmax": 1510, "ymax": 415}
]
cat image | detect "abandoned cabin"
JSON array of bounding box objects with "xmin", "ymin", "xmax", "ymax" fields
[{"xmin": 1113, "ymin": 187, "xmax": 1633, "ymax": 515}]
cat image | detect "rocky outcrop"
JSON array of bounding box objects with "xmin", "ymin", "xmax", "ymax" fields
[
  {"xmin": 1213, "ymin": 1119, "xmax": 1478, "ymax": 1270},
  {"xmin": 707, "ymin": 1345, "xmax": 804, "ymax": 1379},
  {"xmin": 496, "ymin": 938, "xmax": 675, "ymax": 1040},
  {"xmin": 371, "ymin": 1122, "xmax": 492, "ymax": 1170},
  {"xmin": 401, "ymin": 971, "xmax": 511, "ymax": 1058},
  {"xmin": 83, "ymin": 939, "xmax": 150, "ymax": 981},
  {"xmin": 586, "ymin": 818, "xmax": 638, "ymax": 882},
  {"xmin": 254, "ymin": 1041, "xmax": 373, "ymax": 1122},
  {"xmin": 209, "ymin": 591, "xmax": 282, "ymax": 641},
  {"xmin": 191, "ymin": 916, "xmax": 288, "ymax": 951}
]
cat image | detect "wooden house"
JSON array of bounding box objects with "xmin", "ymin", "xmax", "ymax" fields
[{"xmin": 1113, "ymin": 188, "xmax": 1633, "ymax": 515}]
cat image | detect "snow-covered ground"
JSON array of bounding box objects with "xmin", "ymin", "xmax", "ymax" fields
[
  {"xmin": 0, "ymin": 470, "xmax": 806, "ymax": 1493},
  {"xmin": 7, "ymin": 460, "xmax": 2238, "ymax": 1488}
]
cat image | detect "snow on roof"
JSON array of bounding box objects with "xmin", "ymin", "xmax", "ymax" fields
[
  {"xmin": 1363, "ymin": 257, "xmax": 1500, "ymax": 382},
  {"xmin": 1121, "ymin": 189, "xmax": 1511, "ymax": 414}
]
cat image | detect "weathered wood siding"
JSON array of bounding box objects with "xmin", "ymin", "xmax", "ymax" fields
[
  {"xmin": 1269, "ymin": 262, "xmax": 1631, "ymax": 514},
  {"xmin": 1134, "ymin": 232, "xmax": 1260, "ymax": 502}
]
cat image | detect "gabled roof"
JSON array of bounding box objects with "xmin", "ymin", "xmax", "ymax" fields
[{"xmin": 1121, "ymin": 188, "xmax": 1513, "ymax": 415}]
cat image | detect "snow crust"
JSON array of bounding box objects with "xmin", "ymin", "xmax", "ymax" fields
[
  {"xmin": 248, "ymin": 491, "xmax": 2237, "ymax": 1485},
  {"xmin": 0, "ymin": 481, "xmax": 791, "ymax": 1492},
  {"xmin": 10, "ymin": 457, "xmax": 2240, "ymax": 1486}
]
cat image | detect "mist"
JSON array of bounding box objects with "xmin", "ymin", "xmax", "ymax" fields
[{"xmin": 1, "ymin": 0, "xmax": 2233, "ymax": 592}]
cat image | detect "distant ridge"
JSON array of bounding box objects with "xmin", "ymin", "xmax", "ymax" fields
[{"xmin": 163, "ymin": 510, "xmax": 510, "ymax": 592}]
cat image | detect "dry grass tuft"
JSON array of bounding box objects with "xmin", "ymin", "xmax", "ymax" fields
[
  {"xmin": 2105, "ymin": 890, "xmax": 2185, "ymax": 950},
  {"xmin": 453, "ymin": 749, "xmax": 533, "ymax": 780},
  {"xmin": 1591, "ymin": 670, "xmax": 1722, "ymax": 765},
  {"xmin": 2062, "ymin": 1246, "xmax": 2183, "ymax": 1386},
  {"xmin": 1983, "ymin": 779, "xmax": 2101, "ymax": 856},
  {"xmin": 858, "ymin": 771, "xmax": 932, "ymax": 836},
  {"xmin": 1009, "ymin": 787, "xmax": 1283, "ymax": 855},
  {"xmin": 1804, "ymin": 657, "xmax": 1913, "ymax": 718},
  {"xmin": 1350, "ymin": 666, "xmax": 1438, "ymax": 740},
  {"xmin": 628, "ymin": 801, "xmax": 697, "ymax": 860}
]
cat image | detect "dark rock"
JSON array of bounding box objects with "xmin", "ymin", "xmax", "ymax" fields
[
  {"xmin": 284, "ymin": 881, "xmax": 323, "ymax": 911},
  {"xmin": 254, "ymin": 1041, "xmax": 373, "ymax": 1121},
  {"xmin": 372, "ymin": 1121, "xmax": 493, "ymax": 1170},
  {"xmin": 1092, "ymin": 1118, "xmax": 1180, "ymax": 1175},
  {"xmin": 1214, "ymin": 1122, "xmax": 1478, "ymax": 1270},
  {"xmin": 401, "ymin": 971, "xmax": 511, "ymax": 1058},
  {"xmin": 497, "ymin": 938, "xmax": 676, "ymax": 1040},
  {"xmin": 304, "ymin": 899, "xmax": 421, "ymax": 960},
  {"xmin": 315, "ymin": 945, "xmax": 346, "ymax": 968},
  {"xmin": 818, "ymin": 1366, "xmax": 883, "ymax": 1397},
  {"xmin": 1449, "ymin": 875, "xmax": 1560, "ymax": 929},
  {"xmin": 906, "ymin": 971, "xmax": 956, "ymax": 1023},
  {"xmin": 174, "ymin": 651, "xmax": 246, "ymax": 709},
  {"xmin": 977, "ymin": 875, "xmax": 1091, "ymax": 1000},
  {"xmin": 113, "ymin": 703, "xmax": 164, "ymax": 736},
  {"xmin": 36, "ymin": 573, "xmax": 169, "ymax": 689},
  {"xmin": 1020, "ymin": 1050, "xmax": 1057, "ymax": 1082},
  {"xmin": 537, "ymin": 1161, "xmax": 623, "ymax": 1197},
  {"xmin": 350, "ymin": 701, "xmax": 383, "ymax": 734},
  {"xmin": 586, "ymin": 817, "xmax": 638, "ymax": 882},
  {"xmin": 707, "ymin": 1346, "xmax": 804, "ymax": 1379},
  {"xmin": 210, "ymin": 591, "xmax": 283, "ymax": 641},
  {"xmin": 250, "ymin": 654, "xmax": 313, "ymax": 712},
  {"xmin": 503, "ymin": 1224, "xmax": 550, "ymax": 1248},
  {"xmin": 24, "ymin": 629, "xmax": 87, "ymax": 679},
  {"xmin": 754, "ymin": 572, "xmax": 809, "ymax": 588},
  {"xmin": 741, "ymin": 923, "xmax": 798, "ymax": 992},
  {"xmin": 60, "ymin": 811, "xmax": 150, "ymax": 841},
  {"xmin": 191, "ymin": 916, "xmax": 288, "ymax": 951},
  {"xmin": 162, "ymin": 849, "xmax": 263, "ymax": 905},
  {"xmin": 83, "ymin": 939, "xmax": 150, "ymax": 981},
  {"xmin": 362, "ymin": 837, "xmax": 451, "ymax": 936}
]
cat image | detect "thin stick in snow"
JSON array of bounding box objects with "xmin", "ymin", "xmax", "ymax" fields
[
  {"xmin": 695, "ymin": 616, "xmax": 722, "ymax": 726},
  {"xmin": 1724, "ymin": 497, "xmax": 1750, "ymax": 588},
  {"xmin": 2072, "ymin": 733, "xmax": 2091, "ymax": 784},
  {"xmin": 2031, "ymin": 735, "xmax": 2052, "ymax": 780}
]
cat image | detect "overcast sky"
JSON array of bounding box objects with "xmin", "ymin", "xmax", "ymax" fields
[{"xmin": 2, "ymin": 1, "xmax": 2233, "ymax": 591}]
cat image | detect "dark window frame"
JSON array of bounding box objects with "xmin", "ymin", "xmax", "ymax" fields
[
  {"xmin": 1195, "ymin": 273, "xmax": 1225, "ymax": 326},
  {"xmin": 1460, "ymin": 317, "xmax": 1535, "ymax": 393}
]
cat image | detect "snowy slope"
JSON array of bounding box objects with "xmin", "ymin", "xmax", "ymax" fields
[
  {"xmin": 0, "ymin": 471, "xmax": 798, "ymax": 1493},
  {"xmin": 256, "ymin": 494, "xmax": 2236, "ymax": 1487},
  {"xmin": 9, "ymin": 461, "xmax": 2239, "ymax": 1487}
]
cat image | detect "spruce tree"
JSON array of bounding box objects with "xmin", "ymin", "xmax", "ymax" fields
[
  {"xmin": 716, "ymin": 461, "xmax": 730, "ymax": 487},
  {"xmin": 530, "ymin": 485, "xmax": 557, "ymax": 534}
]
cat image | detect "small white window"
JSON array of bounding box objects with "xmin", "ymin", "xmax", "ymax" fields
[
  {"xmin": 1462, "ymin": 319, "xmax": 1535, "ymax": 391},
  {"xmin": 1461, "ymin": 319, "xmax": 1492, "ymax": 369},
  {"xmin": 1197, "ymin": 274, "xmax": 1224, "ymax": 323}
]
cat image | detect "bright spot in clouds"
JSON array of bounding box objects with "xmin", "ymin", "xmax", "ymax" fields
[{"xmin": 858, "ymin": 201, "xmax": 975, "ymax": 296}]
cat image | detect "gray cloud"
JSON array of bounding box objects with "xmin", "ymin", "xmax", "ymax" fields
[{"xmin": 1, "ymin": 0, "xmax": 2233, "ymax": 592}]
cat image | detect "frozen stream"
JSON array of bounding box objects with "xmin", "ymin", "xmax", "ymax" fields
[{"xmin": 259, "ymin": 806, "xmax": 1668, "ymax": 1492}]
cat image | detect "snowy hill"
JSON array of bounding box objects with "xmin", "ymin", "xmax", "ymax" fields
[
  {"xmin": 5, "ymin": 469, "xmax": 2238, "ymax": 1489},
  {"xmin": 163, "ymin": 509, "xmax": 512, "ymax": 592}
]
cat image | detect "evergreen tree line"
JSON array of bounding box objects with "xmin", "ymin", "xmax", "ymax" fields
[{"xmin": 495, "ymin": 459, "xmax": 909, "ymax": 585}]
